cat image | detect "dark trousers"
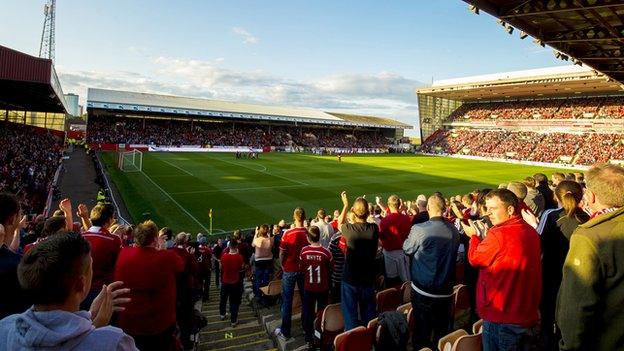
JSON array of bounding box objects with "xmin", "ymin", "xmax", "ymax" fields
[
  {"xmin": 219, "ymin": 282, "xmax": 243, "ymax": 323},
  {"xmin": 483, "ymin": 320, "xmax": 532, "ymax": 351},
  {"xmin": 214, "ymin": 264, "xmax": 220, "ymax": 288},
  {"xmin": 411, "ymin": 288, "xmax": 453, "ymax": 350},
  {"xmin": 253, "ymin": 260, "xmax": 273, "ymax": 305},
  {"xmin": 302, "ymin": 290, "xmax": 329, "ymax": 342},
  {"xmin": 280, "ymin": 271, "xmax": 304, "ymax": 337},
  {"xmin": 201, "ymin": 271, "xmax": 211, "ymax": 301},
  {"xmin": 341, "ymin": 281, "xmax": 376, "ymax": 331},
  {"xmin": 330, "ymin": 280, "xmax": 342, "ymax": 304}
]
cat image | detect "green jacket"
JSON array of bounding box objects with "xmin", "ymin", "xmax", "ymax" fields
[{"xmin": 557, "ymin": 207, "xmax": 624, "ymax": 351}]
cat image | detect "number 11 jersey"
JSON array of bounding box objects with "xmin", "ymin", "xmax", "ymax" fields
[{"xmin": 299, "ymin": 245, "xmax": 332, "ymax": 292}]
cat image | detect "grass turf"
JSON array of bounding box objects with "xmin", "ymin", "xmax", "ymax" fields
[{"xmin": 100, "ymin": 152, "xmax": 567, "ymax": 235}]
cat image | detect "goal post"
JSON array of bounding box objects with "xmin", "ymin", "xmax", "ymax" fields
[{"xmin": 118, "ymin": 149, "xmax": 143, "ymax": 172}]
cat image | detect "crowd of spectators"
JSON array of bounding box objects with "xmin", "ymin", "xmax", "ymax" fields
[
  {"xmin": 87, "ymin": 116, "xmax": 388, "ymax": 149},
  {"xmin": 421, "ymin": 128, "xmax": 624, "ymax": 166},
  {"xmin": 447, "ymin": 96, "xmax": 624, "ymax": 121},
  {"xmin": 0, "ymin": 122, "xmax": 63, "ymax": 215}
]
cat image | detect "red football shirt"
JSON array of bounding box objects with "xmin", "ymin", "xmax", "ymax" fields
[
  {"xmin": 221, "ymin": 252, "xmax": 244, "ymax": 284},
  {"xmin": 299, "ymin": 245, "xmax": 332, "ymax": 292},
  {"xmin": 114, "ymin": 247, "xmax": 184, "ymax": 335},
  {"xmin": 279, "ymin": 227, "xmax": 309, "ymax": 273},
  {"xmin": 378, "ymin": 212, "xmax": 412, "ymax": 251},
  {"xmin": 83, "ymin": 227, "xmax": 122, "ymax": 293}
]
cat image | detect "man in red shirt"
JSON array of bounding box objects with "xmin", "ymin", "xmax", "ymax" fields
[
  {"xmin": 378, "ymin": 194, "xmax": 412, "ymax": 287},
  {"xmin": 274, "ymin": 207, "xmax": 308, "ymax": 340},
  {"xmin": 300, "ymin": 226, "xmax": 332, "ymax": 345},
  {"xmin": 219, "ymin": 239, "xmax": 244, "ymax": 327},
  {"xmin": 115, "ymin": 220, "xmax": 185, "ymax": 350},
  {"xmin": 80, "ymin": 203, "xmax": 121, "ymax": 310},
  {"xmin": 171, "ymin": 232, "xmax": 199, "ymax": 349},
  {"xmin": 464, "ymin": 189, "xmax": 541, "ymax": 351}
]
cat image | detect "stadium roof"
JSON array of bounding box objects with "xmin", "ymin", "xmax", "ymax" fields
[
  {"xmin": 417, "ymin": 65, "xmax": 623, "ymax": 101},
  {"xmin": 0, "ymin": 45, "xmax": 67, "ymax": 113},
  {"xmin": 87, "ymin": 88, "xmax": 411, "ymax": 129},
  {"xmin": 463, "ymin": 0, "xmax": 624, "ymax": 84}
]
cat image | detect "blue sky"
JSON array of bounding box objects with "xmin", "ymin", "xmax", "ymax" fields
[{"xmin": 1, "ymin": 1, "xmax": 565, "ymax": 133}]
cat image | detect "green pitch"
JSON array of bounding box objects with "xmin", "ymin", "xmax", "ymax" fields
[{"xmin": 100, "ymin": 152, "xmax": 568, "ymax": 235}]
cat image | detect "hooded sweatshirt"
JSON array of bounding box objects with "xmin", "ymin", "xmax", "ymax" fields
[{"xmin": 0, "ymin": 308, "xmax": 137, "ymax": 350}]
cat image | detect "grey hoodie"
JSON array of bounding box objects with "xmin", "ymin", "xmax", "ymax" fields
[{"xmin": 0, "ymin": 308, "xmax": 137, "ymax": 350}]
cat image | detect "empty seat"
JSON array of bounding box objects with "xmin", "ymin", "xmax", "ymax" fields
[
  {"xmin": 396, "ymin": 302, "xmax": 411, "ymax": 316},
  {"xmin": 400, "ymin": 281, "xmax": 411, "ymax": 303},
  {"xmin": 259, "ymin": 279, "xmax": 281, "ymax": 297},
  {"xmin": 376, "ymin": 287, "xmax": 403, "ymax": 313},
  {"xmin": 438, "ymin": 329, "xmax": 468, "ymax": 351},
  {"xmin": 452, "ymin": 333, "xmax": 482, "ymax": 351},
  {"xmin": 472, "ymin": 319, "xmax": 483, "ymax": 335},
  {"xmin": 334, "ymin": 326, "xmax": 374, "ymax": 351},
  {"xmin": 452, "ymin": 284, "xmax": 471, "ymax": 331},
  {"xmin": 315, "ymin": 303, "xmax": 344, "ymax": 351}
]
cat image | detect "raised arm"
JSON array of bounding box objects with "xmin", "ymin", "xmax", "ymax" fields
[{"xmin": 337, "ymin": 191, "xmax": 349, "ymax": 230}]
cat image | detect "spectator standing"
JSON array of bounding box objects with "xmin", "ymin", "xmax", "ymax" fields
[
  {"xmin": 0, "ymin": 233, "xmax": 136, "ymax": 350},
  {"xmin": 81, "ymin": 203, "xmax": 122, "ymax": 310},
  {"xmin": 403, "ymin": 194, "xmax": 460, "ymax": 349},
  {"xmin": 219, "ymin": 240, "xmax": 245, "ymax": 327},
  {"xmin": 557, "ymin": 164, "xmax": 624, "ymax": 351},
  {"xmin": 378, "ymin": 195, "xmax": 412, "ymax": 287},
  {"xmin": 252, "ymin": 224, "xmax": 273, "ymax": 306},
  {"xmin": 523, "ymin": 177, "xmax": 545, "ymax": 217},
  {"xmin": 411, "ymin": 194, "xmax": 429, "ymax": 225},
  {"xmin": 534, "ymin": 181, "xmax": 589, "ymax": 351},
  {"xmin": 299, "ymin": 226, "xmax": 332, "ymax": 345},
  {"xmin": 0, "ymin": 193, "xmax": 31, "ymax": 320},
  {"xmin": 534, "ymin": 173, "xmax": 557, "ymax": 210},
  {"xmin": 171, "ymin": 233, "xmax": 199, "ymax": 350},
  {"xmin": 328, "ymin": 230, "xmax": 345, "ymax": 303},
  {"xmin": 310, "ymin": 209, "xmax": 334, "ymax": 248},
  {"xmin": 212, "ymin": 238, "xmax": 224, "ymax": 289},
  {"xmin": 338, "ymin": 192, "xmax": 379, "ymax": 330},
  {"xmin": 115, "ymin": 221, "xmax": 184, "ymax": 351},
  {"xmin": 274, "ymin": 207, "xmax": 308, "ymax": 340},
  {"xmin": 197, "ymin": 236, "xmax": 212, "ymax": 301},
  {"xmin": 465, "ymin": 189, "xmax": 541, "ymax": 351}
]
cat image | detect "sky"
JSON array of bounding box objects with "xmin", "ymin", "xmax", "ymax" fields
[{"xmin": 1, "ymin": 0, "xmax": 567, "ymax": 134}]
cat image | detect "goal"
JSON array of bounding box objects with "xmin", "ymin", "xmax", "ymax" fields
[{"xmin": 118, "ymin": 149, "xmax": 143, "ymax": 172}]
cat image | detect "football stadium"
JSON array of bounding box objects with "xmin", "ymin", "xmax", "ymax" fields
[{"xmin": 2, "ymin": 1, "xmax": 624, "ymax": 351}]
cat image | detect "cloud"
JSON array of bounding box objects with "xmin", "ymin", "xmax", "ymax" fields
[
  {"xmin": 232, "ymin": 27, "xmax": 259, "ymax": 44},
  {"xmin": 57, "ymin": 56, "xmax": 425, "ymax": 132}
]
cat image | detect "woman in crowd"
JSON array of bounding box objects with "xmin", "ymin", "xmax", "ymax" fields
[{"xmin": 252, "ymin": 224, "xmax": 273, "ymax": 306}]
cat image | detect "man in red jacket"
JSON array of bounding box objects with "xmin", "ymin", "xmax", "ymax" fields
[
  {"xmin": 81, "ymin": 203, "xmax": 121, "ymax": 310},
  {"xmin": 464, "ymin": 189, "xmax": 541, "ymax": 351}
]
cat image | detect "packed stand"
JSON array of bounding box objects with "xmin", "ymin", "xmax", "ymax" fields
[
  {"xmin": 447, "ymin": 96, "xmax": 624, "ymax": 121},
  {"xmin": 86, "ymin": 116, "xmax": 388, "ymax": 149},
  {"xmin": 0, "ymin": 122, "xmax": 63, "ymax": 215},
  {"xmin": 421, "ymin": 128, "xmax": 624, "ymax": 166}
]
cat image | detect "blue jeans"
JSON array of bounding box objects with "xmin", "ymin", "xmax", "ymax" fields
[
  {"xmin": 253, "ymin": 260, "xmax": 273, "ymax": 304},
  {"xmin": 483, "ymin": 320, "xmax": 532, "ymax": 351},
  {"xmin": 341, "ymin": 281, "xmax": 376, "ymax": 331},
  {"xmin": 280, "ymin": 271, "xmax": 304, "ymax": 338}
]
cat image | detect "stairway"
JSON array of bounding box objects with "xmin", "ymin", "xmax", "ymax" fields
[{"xmin": 197, "ymin": 281, "xmax": 276, "ymax": 351}]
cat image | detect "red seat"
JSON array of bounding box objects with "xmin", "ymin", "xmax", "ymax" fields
[
  {"xmin": 452, "ymin": 284, "xmax": 471, "ymax": 331},
  {"xmin": 315, "ymin": 303, "xmax": 344, "ymax": 351},
  {"xmin": 334, "ymin": 326, "xmax": 374, "ymax": 351},
  {"xmin": 400, "ymin": 281, "xmax": 411, "ymax": 303},
  {"xmin": 376, "ymin": 287, "xmax": 403, "ymax": 313},
  {"xmin": 453, "ymin": 333, "xmax": 482, "ymax": 351}
]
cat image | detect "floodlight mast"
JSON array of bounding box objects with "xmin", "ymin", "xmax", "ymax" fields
[{"xmin": 39, "ymin": 0, "xmax": 56, "ymax": 62}]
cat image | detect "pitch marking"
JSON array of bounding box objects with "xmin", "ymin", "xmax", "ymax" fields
[
  {"xmin": 140, "ymin": 170, "xmax": 209, "ymax": 233},
  {"xmin": 158, "ymin": 157, "xmax": 194, "ymax": 176},
  {"xmin": 170, "ymin": 184, "xmax": 304, "ymax": 195},
  {"xmin": 205, "ymin": 155, "xmax": 308, "ymax": 186}
]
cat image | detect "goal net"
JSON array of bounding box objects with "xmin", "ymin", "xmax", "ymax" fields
[{"xmin": 118, "ymin": 149, "xmax": 143, "ymax": 172}]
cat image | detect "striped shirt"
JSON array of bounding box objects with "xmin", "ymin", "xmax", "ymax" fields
[{"xmin": 328, "ymin": 233, "xmax": 345, "ymax": 284}]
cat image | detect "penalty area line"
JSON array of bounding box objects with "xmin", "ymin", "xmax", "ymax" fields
[{"xmin": 140, "ymin": 170, "xmax": 209, "ymax": 233}]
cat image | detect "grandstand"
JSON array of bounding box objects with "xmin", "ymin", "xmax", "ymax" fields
[
  {"xmin": 85, "ymin": 88, "xmax": 412, "ymax": 152},
  {"xmin": 417, "ymin": 65, "xmax": 624, "ymax": 167}
]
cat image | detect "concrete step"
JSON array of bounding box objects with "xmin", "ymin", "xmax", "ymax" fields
[
  {"xmin": 198, "ymin": 338, "xmax": 275, "ymax": 351},
  {"xmin": 199, "ymin": 330, "xmax": 268, "ymax": 349},
  {"xmin": 200, "ymin": 324, "xmax": 265, "ymax": 342},
  {"xmin": 204, "ymin": 316, "xmax": 259, "ymax": 330}
]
